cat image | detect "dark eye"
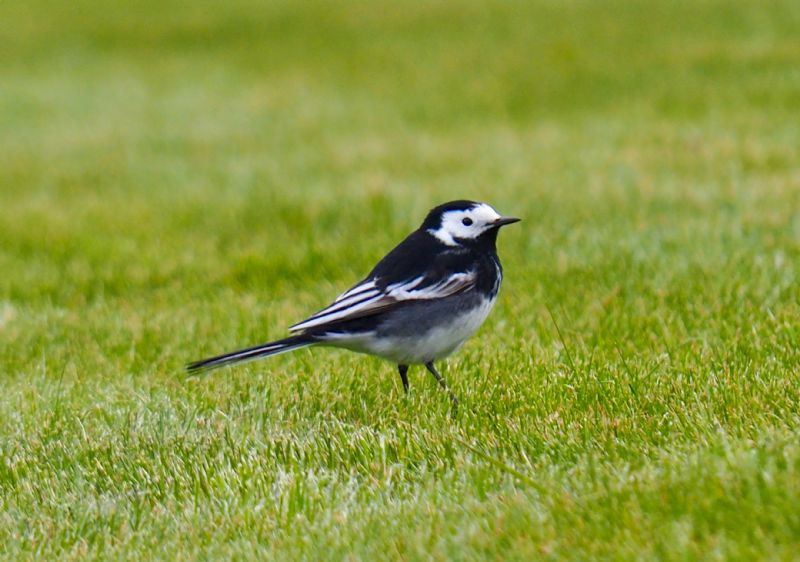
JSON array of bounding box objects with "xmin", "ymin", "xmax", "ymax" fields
[{"xmin": 462, "ymin": 217, "xmax": 473, "ymax": 226}]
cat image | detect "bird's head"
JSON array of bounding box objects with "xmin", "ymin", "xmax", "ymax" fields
[{"xmin": 421, "ymin": 200, "xmax": 520, "ymax": 247}]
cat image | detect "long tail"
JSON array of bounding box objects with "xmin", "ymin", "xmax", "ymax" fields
[{"xmin": 186, "ymin": 335, "xmax": 314, "ymax": 375}]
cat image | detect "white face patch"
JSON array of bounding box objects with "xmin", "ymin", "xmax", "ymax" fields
[{"xmin": 428, "ymin": 203, "xmax": 502, "ymax": 245}]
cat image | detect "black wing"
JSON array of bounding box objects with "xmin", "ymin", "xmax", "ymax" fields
[{"xmin": 289, "ymin": 231, "xmax": 476, "ymax": 332}]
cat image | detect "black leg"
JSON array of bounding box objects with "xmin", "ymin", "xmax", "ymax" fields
[
  {"xmin": 397, "ymin": 364, "xmax": 409, "ymax": 394},
  {"xmin": 425, "ymin": 361, "xmax": 458, "ymax": 411}
]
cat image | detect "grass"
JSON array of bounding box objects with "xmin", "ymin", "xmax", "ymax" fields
[{"xmin": 1, "ymin": 0, "xmax": 800, "ymax": 559}]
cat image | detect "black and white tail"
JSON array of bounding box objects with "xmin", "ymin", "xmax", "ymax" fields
[{"xmin": 186, "ymin": 335, "xmax": 314, "ymax": 374}]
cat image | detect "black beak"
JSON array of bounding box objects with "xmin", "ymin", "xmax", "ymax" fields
[{"xmin": 492, "ymin": 216, "xmax": 521, "ymax": 228}]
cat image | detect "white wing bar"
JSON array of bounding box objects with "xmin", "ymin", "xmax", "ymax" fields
[{"xmin": 288, "ymin": 272, "xmax": 475, "ymax": 333}]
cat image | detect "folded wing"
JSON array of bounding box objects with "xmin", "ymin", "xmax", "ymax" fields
[{"xmin": 289, "ymin": 270, "xmax": 476, "ymax": 333}]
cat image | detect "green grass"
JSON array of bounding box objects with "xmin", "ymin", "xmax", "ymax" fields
[{"xmin": 2, "ymin": 0, "xmax": 800, "ymax": 559}]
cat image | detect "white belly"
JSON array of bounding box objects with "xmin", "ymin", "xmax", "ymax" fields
[{"xmin": 343, "ymin": 297, "xmax": 497, "ymax": 364}]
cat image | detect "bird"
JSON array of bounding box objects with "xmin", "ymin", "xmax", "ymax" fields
[{"xmin": 187, "ymin": 200, "xmax": 520, "ymax": 411}]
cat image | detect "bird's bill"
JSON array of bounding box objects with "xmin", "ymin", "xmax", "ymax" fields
[{"xmin": 492, "ymin": 216, "xmax": 521, "ymax": 227}]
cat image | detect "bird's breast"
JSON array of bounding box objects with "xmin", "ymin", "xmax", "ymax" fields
[{"xmin": 361, "ymin": 293, "xmax": 498, "ymax": 364}]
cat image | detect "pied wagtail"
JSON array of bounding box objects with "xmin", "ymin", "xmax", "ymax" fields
[{"xmin": 188, "ymin": 200, "xmax": 520, "ymax": 410}]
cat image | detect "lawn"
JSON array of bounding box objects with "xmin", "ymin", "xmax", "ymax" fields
[{"xmin": 1, "ymin": 0, "xmax": 799, "ymax": 559}]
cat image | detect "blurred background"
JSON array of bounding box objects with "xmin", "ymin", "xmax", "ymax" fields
[
  {"xmin": 1, "ymin": 0, "xmax": 799, "ymax": 558},
  {"xmin": 3, "ymin": 1, "xmax": 798, "ymax": 298},
  {"xmin": 2, "ymin": 0, "xmax": 798, "ymax": 369}
]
